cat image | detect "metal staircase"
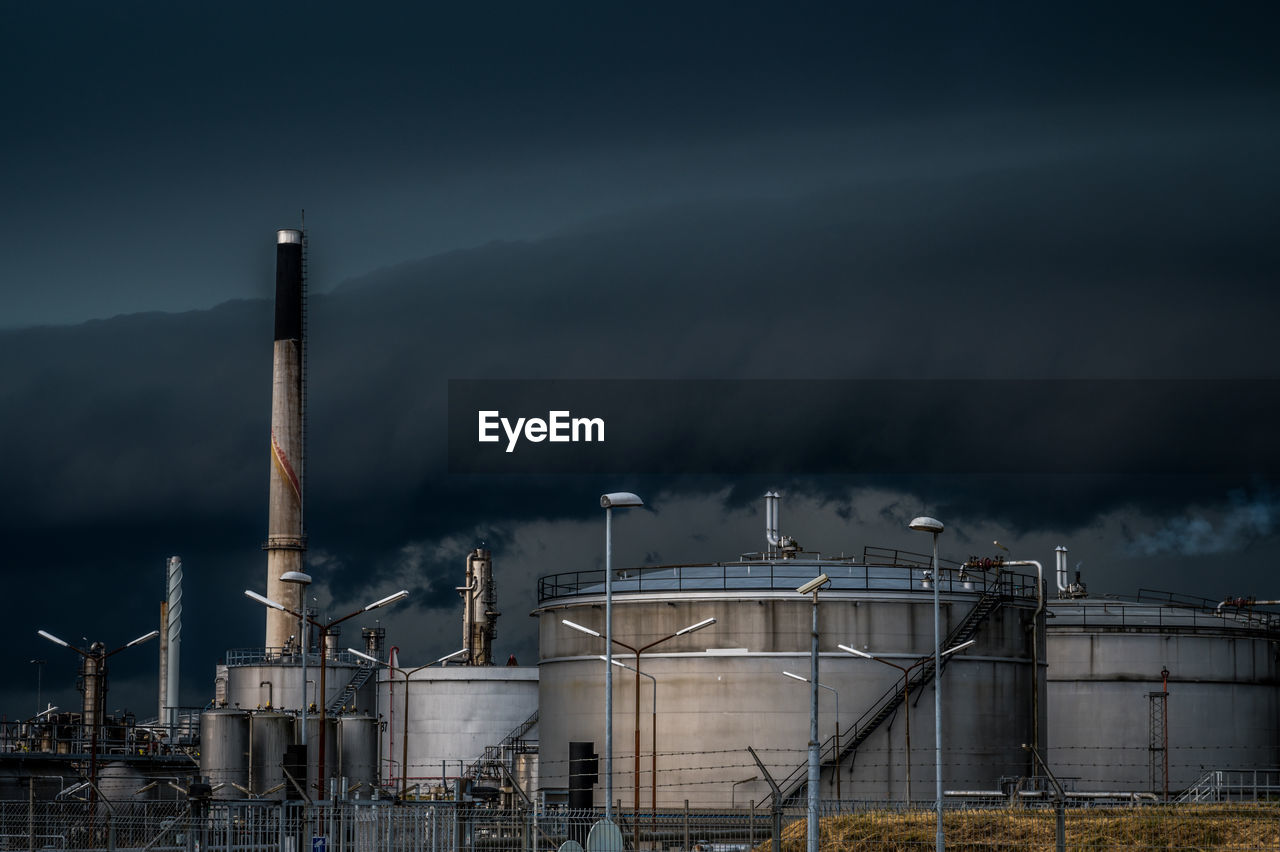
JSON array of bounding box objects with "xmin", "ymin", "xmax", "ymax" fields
[
  {"xmin": 778, "ymin": 584, "xmax": 1006, "ymax": 806},
  {"xmin": 465, "ymin": 709, "xmax": 540, "ymax": 782},
  {"xmin": 328, "ymin": 660, "xmax": 375, "ymax": 714}
]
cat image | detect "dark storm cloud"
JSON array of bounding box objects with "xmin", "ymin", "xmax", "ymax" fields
[
  {"xmin": 4, "ymin": 131, "xmax": 1280, "ymax": 714},
  {"xmin": 4, "ymin": 2, "xmax": 1280, "ymax": 326}
]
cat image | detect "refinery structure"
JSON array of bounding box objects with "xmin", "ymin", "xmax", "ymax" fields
[{"xmin": 2, "ymin": 228, "xmax": 1278, "ymax": 850}]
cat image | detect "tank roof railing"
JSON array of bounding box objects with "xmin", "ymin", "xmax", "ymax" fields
[
  {"xmin": 224, "ymin": 647, "xmax": 365, "ymax": 668},
  {"xmin": 1049, "ymin": 597, "xmax": 1280, "ymax": 634},
  {"xmin": 538, "ymin": 559, "xmax": 1040, "ymax": 604},
  {"xmin": 862, "ymin": 545, "xmax": 965, "ymax": 570}
]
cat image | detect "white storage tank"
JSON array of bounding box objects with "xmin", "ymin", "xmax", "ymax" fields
[{"xmin": 376, "ymin": 665, "xmax": 538, "ymax": 795}]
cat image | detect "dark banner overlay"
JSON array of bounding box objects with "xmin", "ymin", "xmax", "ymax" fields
[{"xmin": 447, "ymin": 379, "xmax": 1280, "ymax": 476}]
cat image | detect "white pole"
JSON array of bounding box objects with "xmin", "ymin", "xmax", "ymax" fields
[
  {"xmin": 807, "ymin": 588, "xmax": 819, "ymax": 852},
  {"xmin": 932, "ymin": 531, "xmax": 943, "ymax": 852},
  {"xmin": 605, "ymin": 505, "xmax": 614, "ymax": 821},
  {"xmin": 165, "ymin": 556, "xmax": 182, "ymax": 734}
]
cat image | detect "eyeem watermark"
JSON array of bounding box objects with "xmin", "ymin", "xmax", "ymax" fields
[{"xmin": 478, "ymin": 410, "xmax": 605, "ymax": 453}]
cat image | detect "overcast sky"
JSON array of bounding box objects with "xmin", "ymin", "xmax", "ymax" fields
[{"xmin": 2, "ymin": 2, "xmax": 1278, "ymax": 718}]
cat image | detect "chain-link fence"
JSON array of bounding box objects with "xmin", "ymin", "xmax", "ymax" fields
[{"xmin": 0, "ymin": 799, "xmax": 1276, "ymax": 852}]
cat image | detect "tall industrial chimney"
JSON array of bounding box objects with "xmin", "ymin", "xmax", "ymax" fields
[{"xmin": 265, "ymin": 229, "xmax": 305, "ymax": 649}]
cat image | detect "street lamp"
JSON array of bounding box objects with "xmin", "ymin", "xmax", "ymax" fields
[
  {"xmin": 907, "ymin": 516, "xmax": 944, "ymax": 852},
  {"xmin": 783, "ymin": 671, "xmax": 840, "ymax": 801},
  {"xmin": 245, "ymin": 587, "xmax": 408, "ymax": 795},
  {"xmin": 796, "ymin": 573, "xmax": 830, "ymax": 852},
  {"xmin": 838, "ymin": 640, "xmax": 975, "ymax": 803},
  {"xmin": 565, "ymin": 614, "xmax": 715, "ymax": 850},
  {"xmin": 349, "ymin": 647, "xmax": 466, "ymax": 797},
  {"xmin": 37, "ymin": 628, "xmax": 159, "ymax": 808},
  {"xmin": 599, "ymin": 490, "xmax": 644, "ymax": 822}
]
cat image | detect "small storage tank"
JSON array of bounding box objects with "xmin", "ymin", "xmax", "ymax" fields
[
  {"xmin": 299, "ymin": 716, "xmax": 338, "ymax": 798},
  {"xmin": 249, "ymin": 711, "xmax": 293, "ymax": 799},
  {"xmin": 512, "ymin": 750, "xmax": 538, "ymax": 800},
  {"xmin": 338, "ymin": 715, "xmax": 379, "ymax": 795},
  {"xmin": 1047, "ymin": 594, "xmax": 1280, "ymax": 794},
  {"xmin": 96, "ymin": 762, "xmax": 147, "ymax": 804},
  {"xmin": 377, "ymin": 666, "xmax": 538, "ymax": 794},
  {"xmin": 200, "ymin": 709, "xmax": 249, "ymax": 799}
]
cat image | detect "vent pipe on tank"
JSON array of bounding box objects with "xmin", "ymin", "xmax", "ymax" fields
[
  {"xmin": 765, "ymin": 492, "xmax": 780, "ymax": 553},
  {"xmin": 1054, "ymin": 546, "xmax": 1069, "ymax": 594}
]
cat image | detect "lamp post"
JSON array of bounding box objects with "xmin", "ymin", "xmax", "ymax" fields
[
  {"xmin": 565, "ymin": 615, "xmax": 715, "ymax": 849},
  {"xmin": 838, "ymin": 640, "xmax": 974, "ymax": 803},
  {"xmin": 602, "ymin": 657, "xmax": 657, "ymax": 814},
  {"xmin": 246, "ymin": 587, "xmax": 407, "ymax": 795},
  {"xmin": 796, "ymin": 573, "xmax": 830, "ymax": 852},
  {"xmin": 603, "ymin": 656, "xmax": 659, "ymax": 844},
  {"xmin": 782, "ymin": 672, "xmax": 840, "ymax": 801},
  {"xmin": 600, "ymin": 491, "xmax": 644, "ymax": 822},
  {"xmin": 349, "ymin": 647, "xmax": 466, "ymax": 797},
  {"xmin": 908, "ymin": 516, "xmax": 945, "ymax": 852},
  {"xmin": 37, "ymin": 628, "xmax": 159, "ymax": 809},
  {"xmin": 280, "ymin": 571, "xmax": 312, "ymax": 749}
]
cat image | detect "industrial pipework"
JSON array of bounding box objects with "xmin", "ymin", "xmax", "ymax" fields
[
  {"xmin": 264, "ymin": 229, "xmax": 306, "ymax": 649},
  {"xmin": 458, "ymin": 548, "xmax": 500, "ymax": 665}
]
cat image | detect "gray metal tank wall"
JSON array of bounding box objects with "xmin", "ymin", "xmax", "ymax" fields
[
  {"xmin": 1047, "ymin": 600, "xmax": 1280, "ymax": 793},
  {"xmin": 338, "ymin": 715, "xmax": 379, "ymax": 795},
  {"xmin": 375, "ymin": 667, "xmax": 538, "ymax": 792},
  {"xmin": 299, "ymin": 716, "xmax": 338, "ymax": 798},
  {"xmin": 249, "ymin": 712, "xmax": 293, "ymax": 800},
  {"xmin": 536, "ymin": 573, "xmax": 1041, "ymax": 807},
  {"xmin": 200, "ymin": 709, "xmax": 249, "ymax": 800},
  {"xmin": 224, "ymin": 661, "xmax": 372, "ymax": 714}
]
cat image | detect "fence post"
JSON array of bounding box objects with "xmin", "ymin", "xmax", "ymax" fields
[
  {"xmin": 683, "ymin": 800, "xmax": 689, "ymax": 852},
  {"xmin": 749, "ymin": 801, "xmax": 755, "ymax": 850},
  {"xmin": 1055, "ymin": 800, "xmax": 1065, "ymax": 852}
]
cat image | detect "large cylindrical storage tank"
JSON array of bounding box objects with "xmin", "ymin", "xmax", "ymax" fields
[
  {"xmin": 249, "ymin": 711, "xmax": 293, "ymax": 799},
  {"xmin": 200, "ymin": 709, "xmax": 250, "ymax": 799},
  {"xmin": 536, "ymin": 557, "xmax": 1043, "ymax": 807},
  {"xmin": 1046, "ymin": 597, "xmax": 1280, "ymax": 793},
  {"xmin": 223, "ymin": 654, "xmax": 373, "ymax": 715},
  {"xmin": 338, "ymin": 715, "xmax": 379, "ymax": 795},
  {"xmin": 376, "ymin": 667, "xmax": 538, "ymax": 794}
]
